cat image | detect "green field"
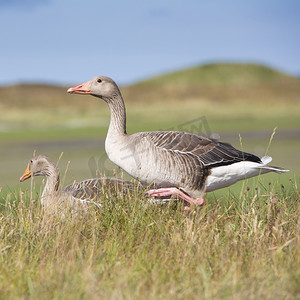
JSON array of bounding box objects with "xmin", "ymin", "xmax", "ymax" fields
[{"xmin": 0, "ymin": 63, "xmax": 299, "ymax": 299}]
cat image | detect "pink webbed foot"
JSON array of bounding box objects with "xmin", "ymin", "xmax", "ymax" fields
[{"xmin": 146, "ymin": 187, "xmax": 204, "ymax": 207}]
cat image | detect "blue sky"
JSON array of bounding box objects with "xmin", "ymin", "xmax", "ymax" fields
[{"xmin": 0, "ymin": 0, "xmax": 299, "ymax": 85}]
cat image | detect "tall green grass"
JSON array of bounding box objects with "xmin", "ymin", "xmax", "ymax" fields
[{"xmin": 0, "ymin": 177, "xmax": 299, "ymax": 299}]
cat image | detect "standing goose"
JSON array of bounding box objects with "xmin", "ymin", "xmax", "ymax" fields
[
  {"xmin": 67, "ymin": 76, "xmax": 289, "ymax": 206},
  {"xmin": 20, "ymin": 154, "xmax": 145, "ymax": 209}
]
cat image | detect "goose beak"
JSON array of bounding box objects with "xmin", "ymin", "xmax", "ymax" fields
[
  {"xmin": 67, "ymin": 81, "xmax": 91, "ymax": 94},
  {"xmin": 20, "ymin": 164, "xmax": 31, "ymax": 182}
]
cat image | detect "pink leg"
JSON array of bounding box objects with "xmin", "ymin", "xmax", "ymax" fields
[{"xmin": 146, "ymin": 187, "xmax": 204, "ymax": 206}]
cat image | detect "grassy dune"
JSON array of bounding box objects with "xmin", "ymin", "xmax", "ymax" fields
[
  {"xmin": 1, "ymin": 63, "xmax": 299, "ymax": 142},
  {"xmin": 1, "ymin": 63, "xmax": 299, "ymax": 139}
]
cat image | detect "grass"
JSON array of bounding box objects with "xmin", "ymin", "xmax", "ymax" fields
[{"xmin": 0, "ymin": 177, "xmax": 299, "ymax": 299}]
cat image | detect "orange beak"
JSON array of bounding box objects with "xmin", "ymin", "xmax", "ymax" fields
[
  {"xmin": 67, "ymin": 80, "xmax": 91, "ymax": 94},
  {"xmin": 20, "ymin": 164, "xmax": 32, "ymax": 182}
]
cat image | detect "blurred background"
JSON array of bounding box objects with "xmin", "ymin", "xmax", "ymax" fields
[{"xmin": 0, "ymin": 0, "xmax": 299, "ymax": 198}]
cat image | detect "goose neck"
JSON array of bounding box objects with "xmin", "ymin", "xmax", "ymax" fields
[
  {"xmin": 41, "ymin": 168, "xmax": 60, "ymax": 207},
  {"xmin": 106, "ymin": 94, "xmax": 127, "ymax": 137}
]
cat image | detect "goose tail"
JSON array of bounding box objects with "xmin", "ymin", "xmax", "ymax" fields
[{"xmin": 260, "ymin": 156, "xmax": 289, "ymax": 173}]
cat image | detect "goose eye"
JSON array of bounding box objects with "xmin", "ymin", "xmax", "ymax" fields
[
  {"xmin": 97, "ymin": 79, "xmax": 102, "ymax": 83},
  {"xmin": 30, "ymin": 160, "xmax": 33, "ymax": 163}
]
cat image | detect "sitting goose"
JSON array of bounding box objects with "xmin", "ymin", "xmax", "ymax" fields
[
  {"xmin": 20, "ymin": 154, "xmax": 145, "ymax": 209},
  {"xmin": 67, "ymin": 76, "xmax": 289, "ymax": 206}
]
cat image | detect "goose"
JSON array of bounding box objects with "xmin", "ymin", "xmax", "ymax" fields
[
  {"xmin": 19, "ymin": 154, "xmax": 145, "ymax": 210},
  {"xmin": 67, "ymin": 76, "xmax": 289, "ymax": 207}
]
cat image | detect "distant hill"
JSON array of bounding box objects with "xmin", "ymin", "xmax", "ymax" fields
[
  {"xmin": 122, "ymin": 63, "xmax": 300, "ymax": 103},
  {"xmin": 139, "ymin": 63, "xmax": 292, "ymax": 86},
  {"xmin": 0, "ymin": 83, "xmax": 68, "ymax": 109},
  {"xmin": 1, "ymin": 63, "xmax": 299, "ymax": 109}
]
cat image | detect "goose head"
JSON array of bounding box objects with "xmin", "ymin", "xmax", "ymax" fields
[
  {"xmin": 20, "ymin": 155, "xmax": 58, "ymax": 182},
  {"xmin": 67, "ymin": 76, "xmax": 121, "ymax": 103}
]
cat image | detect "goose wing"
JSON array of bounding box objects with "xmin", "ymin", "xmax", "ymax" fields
[
  {"xmin": 64, "ymin": 178, "xmax": 102, "ymax": 201},
  {"xmin": 144, "ymin": 131, "xmax": 261, "ymax": 168},
  {"xmin": 63, "ymin": 178, "xmax": 143, "ymax": 201}
]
